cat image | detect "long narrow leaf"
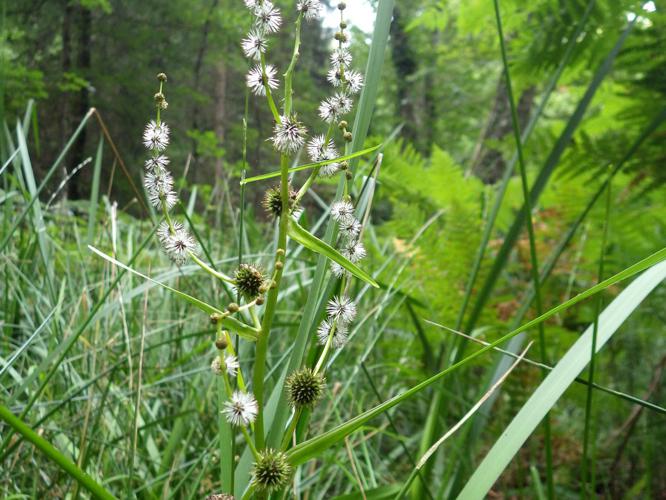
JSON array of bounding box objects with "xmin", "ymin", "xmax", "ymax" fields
[
  {"xmin": 241, "ymin": 144, "xmax": 381, "ymax": 184},
  {"xmin": 0, "ymin": 405, "xmax": 116, "ymax": 500},
  {"xmin": 457, "ymin": 260, "xmax": 666, "ymax": 499},
  {"xmin": 88, "ymin": 246, "xmax": 258, "ymax": 340},
  {"xmin": 286, "ymin": 248, "xmax": 666, "ymax": 466},
  {"xmin": 287, "ymin": 220, "xmax": 379, "ymax": 288},
  {"xmin": 464, "ymin": 17, "xmax": 637, "ymax": 335}
]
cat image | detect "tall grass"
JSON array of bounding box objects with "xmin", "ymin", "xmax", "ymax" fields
[{"xmin": 1, "ymin": 2, "xmax": 665, "ymax": 499}]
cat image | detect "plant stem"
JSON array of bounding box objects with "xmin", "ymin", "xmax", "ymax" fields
[
  {"xmin": 0, "ymin": 405, "xmax": 116, "ymax": 500},
  {"xmin": 280, "ymin": 408, "xmax": 303, "ymax": 451},
  {"xmin": 283, "ymin": 14, "xmax": 303, "ymax": 117},
  {"xmin": 190, "ymin": 252, "xmax": 236, "ymax": 284},
  {"xmin": 253, "ymin": 155, "xmax": 290, "ymax": 450},
  {"xmin": 581, "ymin": 177, "xmax": 611, "ymax": 498},
  {"xmin": 492, "ymin": 0, "xmax": 553, "ymax": 497},
  {"xmin": 260, "ymin": 54, "xmax": 281, "ymax": 123}
]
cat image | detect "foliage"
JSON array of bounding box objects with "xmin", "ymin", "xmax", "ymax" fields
[{"xmin": 1, "ymin": 0, "xmax": 665, "ymax": 499}]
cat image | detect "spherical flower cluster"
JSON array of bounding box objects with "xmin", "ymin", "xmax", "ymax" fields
[
  {"xmin": 143, "ymin": 81, "xmax": 197, "ymax": 266},
  {"xmin": 285, "ymin": 367, "xmax": 325, "ymax": 408},
  {"xmin": 307, "ymin": 135, "xmax": 340, "ymax": 177},
  {"xmin": 318, "ymin": 8, "xmax": 364, "ymax": 127},
  {"xmin": 252, "ymin": 449, "xmax": 292, "ymax": 493},
  {"xmin": 211, "ymin": 355, "xmax": 240, "ymax": 378},
  {"xmin": 316, "ymin": 319, "xmax": 349, "ymax": 349},
  {"xmin": 234, "ymin": 263, "xmax": 266, "ymax": 300},
  {"xmin": 223, "ymin": 391, "xmax": 258, "ymax": 426},
  {"xmin": 297, "ymin": 0, "xmax": 322, "ymax": 21},
  {"xmin": 242, "ymin": 1, "xmax": 282, "ymax": 98},
  {"xmin": 271, "ymin": 115, "xmax": 307, "ymax": 154},
  {"xmin": 246, "ymin": 64, "xmax": 278, "ymax": 96}
]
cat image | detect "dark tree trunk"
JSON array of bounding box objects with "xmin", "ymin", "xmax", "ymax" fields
[
  {"xmin": 390, "ymin": 5, "xmax": 419, "ymax": 147},
  {"xmin": 471, "ymin": 78, "xmax": 536, "ymax": 184},
  {"xmin": 68, "ymin": 5, "xmax": 92, "ymax": 199},
  {"xmin": 61, "ymin": 2, "xmax": 73, "ymax": 158}
]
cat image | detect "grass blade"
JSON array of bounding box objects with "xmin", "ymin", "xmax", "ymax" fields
[
  {"xmin": 396, "ymin": 342, "xmax": 533, "ymax": 499},
  {"xmin": 287, "ymin": 220, "xmax": 379, "ymax": 288},
  {"xmin": 464, "ymin": 15, "xmax": 637, "ymax": 336},
  {"xmin": 492, "ymin": 1, "xmax": 553, "ymax": 495},
  {"xmin": 87, "ymin": 138, "xmax": 103, "ymax": 244},
  {"xmin": 286, "ymin": 248, "xmax": 666, "ymax": 466},
  {"xmin": 0, "ymin": 404, "xmax": 116, "ymax": 500},
  {"xmin": 88, "ymin": 245, "xmax": 258, "ymax": 340},
  {"xmin": 456, "ymin": 260, "xmax": 666, "ymax": 499},
  {"xmin": 241, "ymin": 144, "xmax": 381, "ymax": 184}
]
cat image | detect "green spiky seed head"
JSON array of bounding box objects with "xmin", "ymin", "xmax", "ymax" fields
[
  {"xmin": 252, "ymin": 449, "xmax": 291, "ymax": 493},
  {"xmin": 234, "ymin": 264, "xmax": 265, "ymax": 300},
  {"xmin": 286, "ymin": 368, "xmax": 325, "ymax": 408},
  {"xmin": 262, "ymin": 184, "xmax": 298, "ymax": 218}
]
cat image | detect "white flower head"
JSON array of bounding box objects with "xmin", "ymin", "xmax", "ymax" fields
[
  {"xmin": 331, "ymin": 239, "xmax": 364, "ymax": 278},
  {"xmin": 241, "ymin": 30, "xmax": 268, "ymax": 60},
  {"xmin": 297, "ymin": 0, "xmax": 322, "ymax": 21},
  {"xmin": 211, "ymin": 357, "xmax": 223, "ymax": 375},
  {"xmin": 331, "ymin": 200, "xmax": 355, "ymax": 224},
  {"xmin": 144, "ymin": 154, "xmax": 170, "ymax": 171},
  {"xmin": 244, "ymin": 0, "xmax": 260, "ymax": 12},
  {"xmin": 271, "ymin": 115, "xmax": 307, "ymax": 154},
  {"xmin": 342, "ymin": 239, "xmax": 366, "ymax": 263},
  {"xmin": 330, "ymin": 47, "xmax": 352, "ymax": 69},
  {"xmin": 157, "ymin": 219, "xmax": 181, "ymax": 243},
  {"xmin": 224, "ymin": 354, "xmax": 240, "ymax": 378},
  {"xmin": 307, "ymin": 135, "xmax": 339, "ymax": 176},
  {"xmin": 246, "ymin": 64, "xmax": 278, "ymax": 96},
  {"xmin": 345, "ymin": 70, "xmax": 364, "ymax": 94},
  {"xmin": 330, "ymin": 262, "xmax": 346, "ymax": 278},
  {"xmin": 158, "ymin": 222, "xmax": 197, "ymax": 265},
  {"xmin": 306, "ymin": 134, "xmax": 334, "ymax": 162},
  {"xmin": 326, "ymin": 295, "xmax": 357, "ymax": 325},
  {"xmin": 143, "ymin": 120, "xmax": 170, "ymax": 151},
  {"xmin": 331, "ymin": 92, "xmax": 353, "ymax": 115},
  {"xmin": 327, "ymin": 68, "xmax": 344, "ymax": 88},
  {"xmin": 144, "ymin": 170, "xmax": 177, "ymax": 210},
  {"xmin": 317, "ymin": 319, "xmax": 349, "ymax": 349},
  {"xmin": 223, "ymin": 391, "xmax": 258, "ymax": 426},
  {"xmin": 254, "ymin": 1, "xmax": 282, "ymax": 34},
  {"xmin": 320, "ymin": 162, "xmax": 341, "ymax": 177},
  {"xmin": 318, "ymin": 98, "xmax": 339, "ymax": 123},
  {"xmin": 339, "ymin": 217, "xmax": 362, "ymax": 240}
]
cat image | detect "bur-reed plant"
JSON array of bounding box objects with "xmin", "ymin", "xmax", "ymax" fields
[
  {"xmin": 93, "ymin": 1, "xmax": 384, "ymax": 496},
  {"xmin": 2, "ymin": 2, "xmax": 665, "ymax": 499}
]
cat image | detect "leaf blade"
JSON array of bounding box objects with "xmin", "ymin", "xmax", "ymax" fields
[
  {"xmin": 241, "ymin": 144, "xmax": 382, "ymax": 184},
  {"xmin": 287, "ymin": 220, "xmax": 379, "ymax": 288}
]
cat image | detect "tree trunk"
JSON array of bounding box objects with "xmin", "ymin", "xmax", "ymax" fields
[
  {"xmin": 390, "ymin": 5, "xmax": 419, "ymax": 147},
  {"xmin": 471, "ymin": 78, "xmax": 535, "ymax": 184},
  {"xmin": 68, "ymin": 5, "xmax": 92, "ymax": 199}
]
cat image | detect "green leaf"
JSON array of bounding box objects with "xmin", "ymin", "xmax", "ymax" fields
[
  {"xmin": 285, "ymin": 248, "xmax": 666, "ymax": 466},
  {"xmin": 0, "ymin": 405, "xmax": 116, "ymax": 500},
  {"xmin": 287, "ymin": 220, "xmax": 379, "ymax": 288},
  {"xmin": 464, "ymin": 17, "xmax": 638, "ymax": 335},
  {"xmin": 88, "ymin": 245, "xmax": 259, "ymax": 340},
  {"xmin": 332, "ymin": 485, "xmax": 402, "ymax": 499},
  {"xmin": 240, "ymin": 144, "xmax": 382, "ymax": 184},
  {"xmin": 457, "ymin": 260, "xmax": 666, "ymax": 499}
]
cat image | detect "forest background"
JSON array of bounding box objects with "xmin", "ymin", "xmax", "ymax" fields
[{"xmin": 1, "ymin": 0, "xmax": 665, "ymax": 498}]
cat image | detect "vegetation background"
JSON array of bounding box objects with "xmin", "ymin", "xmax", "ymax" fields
[{"xmin": 1, "ymin": 0, "xmax": 665, "ymax": 498}]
